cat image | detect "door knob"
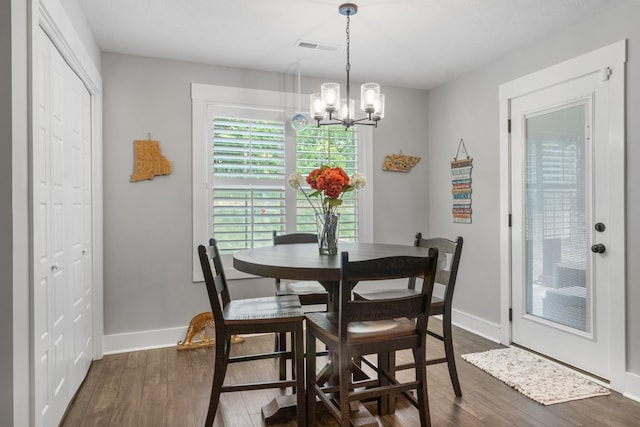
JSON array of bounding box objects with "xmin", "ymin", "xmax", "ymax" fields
[{"xmin": 591, "ymin": 244, "xmax": 606, "ymax": 254}]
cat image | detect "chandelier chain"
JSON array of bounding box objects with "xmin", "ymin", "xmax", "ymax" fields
[{"xmin": 345, "ymin": 11, "xmax": 351, "ymax": 104}]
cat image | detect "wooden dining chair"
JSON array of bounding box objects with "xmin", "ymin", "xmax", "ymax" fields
[
  {"xmin": 353, "ymin": 233, "xmax": 464, "ymax": 397},
  {"xmin": 305, "ymin": 249, "xmax": 438, "ymax": 427},
  {"xmin": 272, "ymin": 231, "xmax": 328, "ymax": 305},
  {"xmin": 197, "ymin": 239, "xmax": 306, "ymax": 427},
  {"xmin": 272, "ymin": 231, "xmax": 329, "ymax": 379}
]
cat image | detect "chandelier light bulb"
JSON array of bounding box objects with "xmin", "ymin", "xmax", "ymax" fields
[
  {"xmin": 360, "ymin": 83, "xmax": 380, "ymax": 114},
  {"xmin": 372, "ymin": 94, "xmax": 385, "ymax": 120},
  {"xmin": 340, "ymin": 99, "xmax": 355, "ymax": 121},
  {"xmin": 310, "ymin": 93, "xmax": 325, "ymax": 120},
  {"xmin": 321, "ymin": 83, "xmax": 340, "ymax": 113}
]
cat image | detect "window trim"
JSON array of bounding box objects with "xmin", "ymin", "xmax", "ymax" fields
[{"xmin": 191, "ymin": 83, "xmax": 373, "ymax": 282}]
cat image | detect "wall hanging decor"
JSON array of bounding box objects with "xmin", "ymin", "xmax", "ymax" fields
[
  {"xmin": 383, "ymin": 151, "xmax": 421, "ymax": 172},
  {"xmin": 451, "ymin": 138, "xmax": 472, "ymax": 223},
  {"xmin": 130, "ymin": 134, "xmax": 173, "ymax": 182}
]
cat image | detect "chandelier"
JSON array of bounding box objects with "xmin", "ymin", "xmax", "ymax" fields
[{"xmin": 310, "ymin": 3, "xmax": 385, "ymax": 129}]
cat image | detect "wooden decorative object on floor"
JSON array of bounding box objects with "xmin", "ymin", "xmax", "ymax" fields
[
  {"xmin": 176, "ymin": 311, "xmax": 244, "ymax": 351},
  {"xmin": 130, "ymin": 139, "xmax": 172, "ymax": 182}
]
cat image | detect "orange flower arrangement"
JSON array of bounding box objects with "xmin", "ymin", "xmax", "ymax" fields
[
  {"xmin": 307, "ymin": 166, "xmax": 350, "ymax": 198},
  {"xmin": 289, "ymin": 165, "xmax": 366, "ymax": 254},
  {"xmin": 288, "ymin": 165, "xmax": 366, "ymax": 215}
]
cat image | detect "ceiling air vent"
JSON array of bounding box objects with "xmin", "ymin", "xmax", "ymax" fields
[{"xmin": 296, "ymin": 40, "xmax": 338, "ymax": 52}]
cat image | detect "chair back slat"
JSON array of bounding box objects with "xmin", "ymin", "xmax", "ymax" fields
[
  {"xmin": 213, "ymin": 275, "xmax": 226, "ymax": 294},
  {"xmin": 197, "ymin": 240, "xmax": 231, "ymax": 329},
  {"xmin": 340, "ymin": 249, "xmax": 438, "ymax": 331},
  {"xmin": 346, "ymin": 297, "xmax": 427, "ymax": 323},
  {"xmin": 342, "ymin": 254, "xmax": 435, "ymax": 283},
  {"xmin": 273, "ymin": 230, "xmax": 318, "ymax": 245},
  {"xmin": 409, "ymin": 233, "xmax": 463, "ymax": 293}
]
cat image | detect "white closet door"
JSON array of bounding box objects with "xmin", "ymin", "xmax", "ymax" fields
[
  {"xmin": 68, "ymin": 63, "xmax": 93, "ymax": 393},
  {"xmin": 35, "ymin": 27, "xmax": 93, "ymax": 427}
]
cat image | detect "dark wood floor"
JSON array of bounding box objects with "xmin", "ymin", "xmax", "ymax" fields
[{"xmin": 61, "ymin": 319, "xmax": 640, "ymax": 426}]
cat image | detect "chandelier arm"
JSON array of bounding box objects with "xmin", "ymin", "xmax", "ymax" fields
[
  {"xmin": 350, "ymin": 117, "xmax": 378, "ymax": 127},
  {"xmin": 316, "ymin": 117, "xmax": 378, "ymax": 128}
]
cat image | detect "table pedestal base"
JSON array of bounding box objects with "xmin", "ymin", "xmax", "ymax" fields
[{"xmin": 261, "ymin": 394, "xmax": 379, "ymax": 426}]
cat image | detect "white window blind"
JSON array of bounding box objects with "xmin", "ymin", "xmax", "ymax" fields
[
  {"xmin": 212, "ymin": 116, "xmax": 286, "ymax": 253},
  {"xmin": 295, "ymin": 127, "xmax": 359, "ymax": 241}
]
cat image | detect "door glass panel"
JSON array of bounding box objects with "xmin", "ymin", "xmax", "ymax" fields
[{"xmin": 524, "ymin": 104, "xmax": 590, "ymax": 333}]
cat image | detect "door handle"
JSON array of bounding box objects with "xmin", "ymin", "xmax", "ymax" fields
[
  {"xmin": 51, "ymin": 263, "xmax": 60, "ymax": 271},
  {"xmin": 591, "ymin": 244, "xmax": 606, "ymax": 254}
]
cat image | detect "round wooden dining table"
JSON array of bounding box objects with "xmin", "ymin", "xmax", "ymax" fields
[{"xmin": 233, "ymin": 241, "xmax": 433, "ymax": 311}]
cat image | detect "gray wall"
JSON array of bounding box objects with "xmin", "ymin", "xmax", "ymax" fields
[
  {"xmin": 101, "ymin": 53, "xmax": 429, "ymax": 336},
  {"xmin": 1, "ymin": 0, "xmax": 14, "ymax": 421},
  {"xmin": 427, "ymin": 1, "xmax": 640, "ymax": 371}
]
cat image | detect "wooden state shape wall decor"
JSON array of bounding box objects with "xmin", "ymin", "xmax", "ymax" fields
[
  {"xmin": 382, "ymin": 153, "xmax": 421, "ymax": 172},
  {"xmin": 130, "ymin": 139, "xmax": 172, "ymax": 182}
]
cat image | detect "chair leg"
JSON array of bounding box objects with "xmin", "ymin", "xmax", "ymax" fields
[
  {"xmin": 277, "ymin": 332, "xmax": 287, "ymax": 381},
  {"xmin": 443, "ymin": 311, "xmax": 462, "ymax": 397},
  {"xmin": 205, "ymin": 336, "xmax": 231, "ymax": 427},
  {"xmin": 413, "ymin": 344, "xmax": 431, "ymax": 427},
  {"xmin": 339, "ymin": 348, "xmax": 351, "ymax": 427},
  {"xmin": 294, "ymin": 325, "xmax": 306, "ymax": 427},
  {"xmin": 377, "ymin": 350, "xmax": 397, "ymax": 415},
  {"xmin": 306, "ymin": 327, "xmax": 317, "ymax": 427},
  {"xmin": 377, "ymin": 352, "xmax": 390, "ymax": 415}
]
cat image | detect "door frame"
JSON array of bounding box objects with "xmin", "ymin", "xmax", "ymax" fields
[
  {"xmin": 499, "ymin": 41, "xmax": 626, "ymax": 389},
  {"xmin": 30, "ymin": 5, "xmax": 104, "ymax": 426}
]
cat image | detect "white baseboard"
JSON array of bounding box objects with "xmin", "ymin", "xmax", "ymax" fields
[
  {"xmin": 102, "ymin": 326, "xmax": 264, "ymax": 355},
  {"xmin": 102, "ymin": 306, "xmax": 504, "ymax": 355},
  {"xmin": 450, "ymin": 307, "xmax": 503, "ymax": 344},
  {"xmin": 103, "ymin": 326, "xmax": 187, "ymax": 355},
  {"xmin": 623, "ymin": 372, "xmax": 640, "ymax": 403}
]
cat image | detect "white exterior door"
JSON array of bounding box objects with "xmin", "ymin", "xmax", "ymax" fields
[
  {"xmin": 35, "ymin": 27, "xmax": 93, "ymax": 427},
  {"xmin": 510, "ymin": 73, "xmax": 610, "ymax": 378},
  {"xmin": 503, "ymin": 42, "xmax": 626, "ymax": 381}
]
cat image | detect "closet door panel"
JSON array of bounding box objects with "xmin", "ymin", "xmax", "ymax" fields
[
  {"xmin": 49, "ymin": 40, "xmax": 72, "ymax": 426},
  {"xmin": 35, "ymin": 29, "xmax": 53, "ymax": 424}
]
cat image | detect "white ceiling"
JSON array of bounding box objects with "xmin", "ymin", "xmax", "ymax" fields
[{"xmin": 78, "ymin": 0, "xmax": 620, "ymax": 90}]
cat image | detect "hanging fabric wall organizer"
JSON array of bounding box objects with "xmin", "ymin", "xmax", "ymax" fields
[{"xmin": 451, "ymin": 138, "xmax": 472, "ymax": 223}]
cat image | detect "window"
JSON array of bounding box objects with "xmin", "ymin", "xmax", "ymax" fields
[{"xmin": 192, "ymin": 84, "xmax": 372, "ymax": 280}]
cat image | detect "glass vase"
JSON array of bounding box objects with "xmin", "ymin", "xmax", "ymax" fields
[{"xmin": 316, "ymin": 212, "xmax": 340, "ymax": 255}]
